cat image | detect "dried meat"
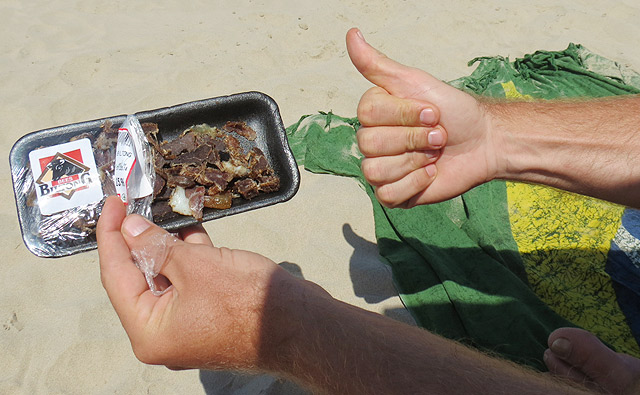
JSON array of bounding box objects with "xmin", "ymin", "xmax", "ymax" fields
[{"xmin": 147, "ymin": 121, "xmax": 280, "ymax": 221}]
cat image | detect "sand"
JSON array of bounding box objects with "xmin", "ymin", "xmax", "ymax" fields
[{"xmin": 2, "ymin": 1, "xmax": 640, "ymax": 393}]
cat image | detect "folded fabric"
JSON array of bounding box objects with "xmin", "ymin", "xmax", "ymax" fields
[{"xmin": 286, "ymin": 43, "xmax": 640, "ymax": 370}]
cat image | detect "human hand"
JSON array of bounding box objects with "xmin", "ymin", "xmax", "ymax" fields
[
  {"xmin": 96, "ymin": 196, "xmax": 320, "ymax": 371},
  {"xmin": 346, "ymin": 28, "xmax": 499, "ymax": 208}
]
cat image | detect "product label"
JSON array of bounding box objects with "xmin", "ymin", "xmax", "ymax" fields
[
  {"xmin": 28, "ymin": 138, "xmax": 104, "ymax": 215},
  {"xmin": 114, "ymin": 116, "xmax": 153, "ymax": 205}
]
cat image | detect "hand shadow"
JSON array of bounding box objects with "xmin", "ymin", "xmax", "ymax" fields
[{"xmin": 343, "ymin": 223, "xmax": 416, "ymax": 325}]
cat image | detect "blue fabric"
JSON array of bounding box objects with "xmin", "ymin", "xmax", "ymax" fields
[{"xmin": 607, "ymin": 208, "xmax": 640, "ymax": 346}]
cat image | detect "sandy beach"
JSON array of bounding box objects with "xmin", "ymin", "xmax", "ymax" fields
[{"xmin": 3, "ymin": 1, "xmax": 640, "ymax": 393}]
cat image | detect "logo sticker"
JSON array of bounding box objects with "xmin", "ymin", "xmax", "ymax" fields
[{"xmin": 29, "ymin": 138, "xmax": 104, "ymax": 215}]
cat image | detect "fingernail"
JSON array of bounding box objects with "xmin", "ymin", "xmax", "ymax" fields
[
  {"xmin": 551, "ymin": 338, "xmax": 571, "ymax": 358},
  {"xmin": 428, "ymin": 129, "xmax": 444, "ymax": 147},
  {"xmin": 420, "ymin": 108, "xmax": 436, "ymax": 125},
  {"xmin": 355, "ymin": 28, "xmax": 365, "ymax": 42},
  {"xmin": 425, "ymin": 164, "xmax": 437, "ymax": 178},
  {"xmin": 122, "ymin": 215, "xmax": 152, "ymax": 237}
]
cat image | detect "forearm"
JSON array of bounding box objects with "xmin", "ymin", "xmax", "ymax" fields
[
  {"xmin": 485, "ymin": 95, "xmax": 640, "ymax": 208},
  {"xmin": 264, "ymin": 285, "xmax": 590, "ymax": 395}
]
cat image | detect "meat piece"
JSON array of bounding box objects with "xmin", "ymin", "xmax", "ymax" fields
[
  {"xmin": 152, "ymin": 200, "xmax": 174, "ymax": 220},
  {"xmin": 155, "ymin": 183, "xmax": 173, "ymax": 201},
  {"xmin": 198, "ymin": 168, "xmax": 228, "ymax": 191},
  {"xmin": 185, "ymin": 186, "xmax": 205, "ymax": 221},
  {"xmin": 168, "ymin": 185, "xmax": 205, "ymax": 220},
  {"xmin": 223, "ymin": 121, "xmax": 257, "ymax": 141},
  {"xmin": 171, "ymin": 145, "xmax": 212, "ymax": 166},
  {"xmin": 143, "ymin": 122, "xmax": 164, "ymax": 154},
  {"xmin": 204, "ymin": 192, "xmax": 232, "ymax": 209},
  {"xmin": 95, "ymin": 148, "xmax": 115, "ymax": 172},
  {"xmin": 257, "ymin": 174, "xmax": 280, "ymax": 193},
  {"xmin": 224, "ymin": 135, "xmax": 245, "ymax": 162},
  {"xmin": 154, "ymin": 150, "xmax": 167, "ymax": 168},
  {"xmin": 247, "ymin": 147, "xmax": 270, "ymax": 177},
  {"xmin": 179, "ymin": 165, "xmax": 204, "ymax": 180},
  {"xmin": 166, "ymin": 175, "xmax": 196, "ymax": 188},
  {"xmin": 233, "ymin": 178, "xmax": 259, "ymax": 200},
  {"xmin": 94, "ymin": 130, "xmax": 117, "ymax": 151},
  {"xmin": 158, "ymin": 132, "xmax": 197, "ymax": 158},
  {"xmin": 101, "ymin": 120, "xmax": 118, "ymax": 135},
  {"xmin": 187, "ymin": 123, "xmax": 223, "ymax": 139},
  {"xmin": 219, "ymin": 160, "xmax": 250, "ymax": 178},
  {"xmin": 142, "ymin": 122, "xmax": 159, "ymax": 136},
  {"xmin": 153, "ymin": 175, "xmax": 166, "ymax": 198},
  {"xmin": 70, "ymin": 132, "xmax": 94, "ymax": 142}
]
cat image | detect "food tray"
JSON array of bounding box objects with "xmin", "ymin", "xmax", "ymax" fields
[{"xmin": 10, "ymin": 92, "xmax": 300, "ymax": 257}]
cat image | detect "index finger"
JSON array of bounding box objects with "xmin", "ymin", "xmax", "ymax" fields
[
  {"xmin": 96, "ymin": 196, "xmax": 149, "ymax": 324},
  {"xmin": 357, "ymin": 125, "xmax": 445, "ymax": 158},
  {"xmin": 178, "ymin": 224, "xmax": 214, "ymax": 246},
  {"xmin": 357, "ymin": 87, "xmax": 440, "ymax": 127}
]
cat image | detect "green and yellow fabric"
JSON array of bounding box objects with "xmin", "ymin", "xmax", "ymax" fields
[{"xmin": 286, "ymin": 44, "xmax": 640, "ymax": 370}]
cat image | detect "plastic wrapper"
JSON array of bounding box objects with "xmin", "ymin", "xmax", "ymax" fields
[{"xmin": 130, "ymin": 232, "xmax": 178, "ymax": 296}]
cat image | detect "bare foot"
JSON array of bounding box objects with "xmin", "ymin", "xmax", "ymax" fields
[{"xmin": 544, "ymin": 327, "xmax": 640, "ymax": 394}]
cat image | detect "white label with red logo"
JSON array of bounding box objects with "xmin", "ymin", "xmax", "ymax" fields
[{"xmin": 28, "ymin": 138, "xmax": 104, "ymax": 215}]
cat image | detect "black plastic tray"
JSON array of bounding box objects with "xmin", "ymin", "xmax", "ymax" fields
[{"xmin": 10, "ymin": 92, "xmax": 300, "ymax": 257}]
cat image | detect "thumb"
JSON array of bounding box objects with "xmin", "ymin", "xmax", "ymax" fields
[
  {"xmin": 346, "ymin": 28, "xmax": 442, "ymax": 99},
  {"xmin": 121, "ymin": 214, "xmax": 182, "ymax": 290}
]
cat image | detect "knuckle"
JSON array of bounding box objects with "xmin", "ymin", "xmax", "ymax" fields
[
  {"xmin": 361, "ymin": 159, "xmax": 384, "ymax": 185},
  {"xmin": 406, "ymin": 128, "xmax": 427, "ymax": 151},
  {"xmin": 357, "ymin": 87, "xmax": 384, "ymax": 125},
  {"xmin": 357, "ymin": 100, "xmax": 375, "ymax": 125},
  {"xmin": 405, "ymin": 129, "xmax": 418, "ymax": 151},
  {"xmin": 398, "ymin": 100, "xmax": 421, "ymax": 126},
  {"xmin": 357, "ymin": 128, "xmax": 383, "ymax": 156}
]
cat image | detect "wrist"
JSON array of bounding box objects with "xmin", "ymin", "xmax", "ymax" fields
[
  {"xmin": 478, "ymin": 98, "xmax": 512, "ymax": 182},
  {"xmin": 257, "ymin": 269, "xmax": 335, "ymax": 375}
]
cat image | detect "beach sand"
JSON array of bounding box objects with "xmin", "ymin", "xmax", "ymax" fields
[{"xmin": 2, "ymin": 1, "xmax": 640, "ymax": 393}]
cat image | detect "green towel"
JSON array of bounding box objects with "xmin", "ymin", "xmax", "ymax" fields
[{"xmin": 286, "ymin": 44, "xmax": 640, "ymax": 370}]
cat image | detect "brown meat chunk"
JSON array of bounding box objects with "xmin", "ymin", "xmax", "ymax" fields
[
  {"xmin": 171, "ymin": 145, "xmax": 213, "ymax": 166},
  {"xmin": 167, "ymin": 175, "xmax": 195, "ymax": 188},
  {"xmin": 223, "ymin": 121, "xmax": 257, "ymax": 141},
  {"xmin": 158, "ymin": 132, "xmax": 197, "ymax": 158},
  {"xmin": 247, "ymin": 147, "xmax": 270, "ymax": 177},
  {"xmin": 198, "ymin": 168, "xmax": 228, "ymax": 190},
  {"xmin": 233, "ymin": 178, "xmax": 259, "ymax": 200},
  {"xmin": 151, "ymin": 200, "xmax": 174, "ymax": 220},
  {"xmin": 257, "ymin": 174, "xmax": 280, "ymax": 193},
  {"xmin": 153, "ymin": 176, "xmax": 166, "ymax": 199}
]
